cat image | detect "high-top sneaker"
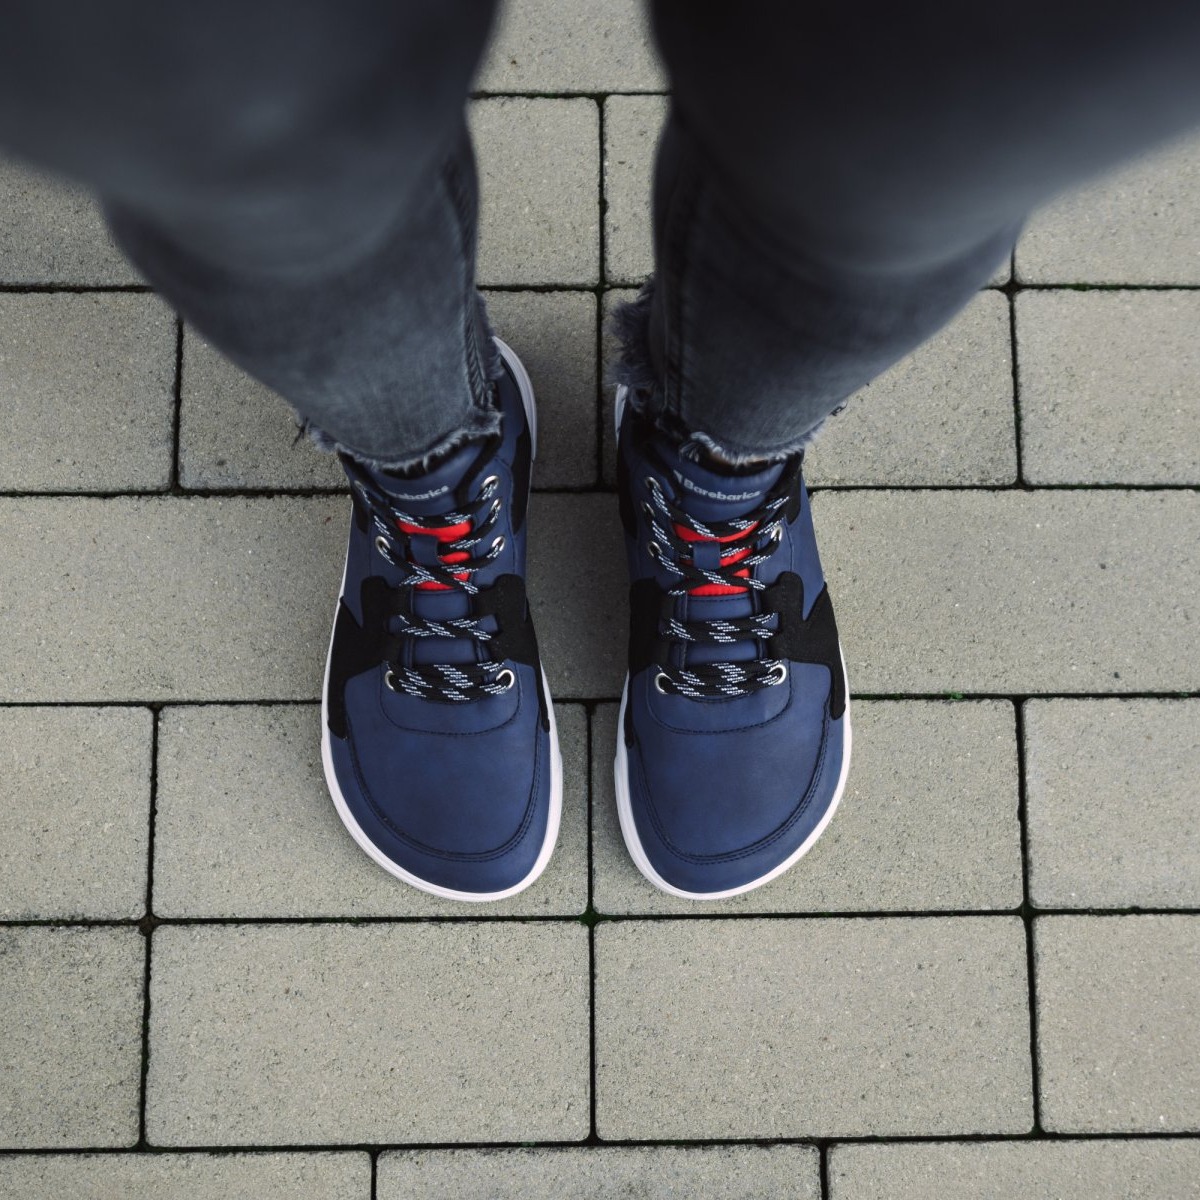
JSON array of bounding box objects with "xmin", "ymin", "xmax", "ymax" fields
[
  {"xmin": 321, "ymin": 339, "xmax": 561, "ymax": 901},
  {"xmin": 613, "ymin": 388, "xmax": 851, "ymax": 899}
]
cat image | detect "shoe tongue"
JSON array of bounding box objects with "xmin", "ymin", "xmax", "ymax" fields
[
  {"xmin": 656, "ymin": 441, "xmax": 786, "ymax": 671},
  {"xmin": 661, "ymin": 442, "xmax": 785, "ymax": 523},
  {"xmin": 366, "ymin": 440, "xmax": 485, "ymax": 517},
  {"xmin": 362, "ymin": 443, "xmax": 491, "ymax": 668}
]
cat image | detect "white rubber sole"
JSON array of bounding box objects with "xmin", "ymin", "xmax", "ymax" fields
[
  {"xmin": 611, "ymin": 382, "xmax": 850, "ymax": 900},
  {"xmin": 319, "ymin": 337, "xmax": 563, "ymax": 903}
]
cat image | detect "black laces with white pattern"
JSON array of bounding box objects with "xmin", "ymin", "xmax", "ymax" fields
[
  {"xmin": 642, "ymin": 471, "xmax": 794, "ymax": 699},
  {"xmin": 347, "ymin": 461, "xmax": 516, "ymax": 704}
]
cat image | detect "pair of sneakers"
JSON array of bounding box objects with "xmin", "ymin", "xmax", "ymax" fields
[{"xmin": 321, "ymin": 338, "xmax": 851, "ymax": 902}]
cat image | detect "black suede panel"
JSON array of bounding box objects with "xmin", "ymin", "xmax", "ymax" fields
[
  {"xmin": 764, "ymin": 573, "xmax": 846, "ymax": 719},
  {"xmin": 616, "ymin": 438, "xmax": 637, "ymax": 539}
]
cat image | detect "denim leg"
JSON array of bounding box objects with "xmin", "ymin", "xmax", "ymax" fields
[
  {"xmin": 0, "ymin": 1, "xmax": 499, "ymax": 469},
  {"xmin": 623, "ymin": 0, "xmax": 1200, "ymax": 462}
]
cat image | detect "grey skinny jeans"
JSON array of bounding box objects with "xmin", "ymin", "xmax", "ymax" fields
[{"xmin": 2, "ymin": 1, "xmax": 1200, "ymax": 468}]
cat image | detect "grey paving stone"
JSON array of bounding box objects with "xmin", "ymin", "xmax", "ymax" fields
[
  {"xmin": 0, "ymin": 1152, "xmax": 370, "ymax": 1200},
  {"xmin": 1026, "ymin": 699, "xmax": 1200, "ymax": 909},
  {"xmin": 814, "ymin": 490, "xmax": 1199, "ymax": 695},
  {"xmin": 0, "ymin": 159, "xmax": 140, "ymax": 284},
  {"xmin": 591, "ymin": 700, "xmax": 1022, "ymax": 915},
  {"xmin": 154, "ymin": 703, "xmax": 588, "ymax": 917},
  {"xmin": 0, "ymin": 927, "xmax": 143, "ymax": 1149},
  {"xmin": 146, "ymin": 923, "xmax": 589, "ymax": 1145},
  {"xmin": 0, "ymin": 707, "xmax": 151, "ymax": 920},
  {"xmin": 472, "ymin": 98, "xmax": 600, "ymax": 285},
  {"xmin": 380, "ymin": 1145, "xmax": 820, "ymax": 1199},
  {"xmin": 1017, "ymin": 291, "xmax": 1200, "ymax": 484},
  {"xmin": 0, "ymin": 293, "xmax": 176, "ymax": 491},
  {"xmin": 594, "ymin": 917, "xmax": 1032, "ymax": 1139},
  {"xmin": 830, "ymin": 1139, "xmax": 1200, "ymax": 1200},
  {"xmin": 1036, "ymin": 915, "xmax": 1200, "ymax": 1132},
  {"xmin": 806, "ymin": 292, "xmax": 1017, "ymax": 486},
  {"xmin": 1016, "ymin": 133, "xmax": 1200, "ymax": 283},
  {"xmin": 485, "ymin": 290, "xmax": 598, "ymax": 488},
  {"xmin": 603, "ymin": 96, "xmax": 667, "ymax": 285},
  {"xmin": 527, "ymin": 493, "xmax": 627, "ymax": 699},
  {"xmin": 476, "ymin": 0, "xmax": 665, "ymax": 93},
  {"xmin": 178, "ymin": 329, "xmax": 343, "ymax": 490},
  {"xmin": 0, "ymin": 497, "xmax": 346, "ymax": 703}
]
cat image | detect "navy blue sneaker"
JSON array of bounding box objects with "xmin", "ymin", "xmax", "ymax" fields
[
  {"xmin": 321, "ymin": 339, "xmax": 561, "ymax": 901},
  {"xmin": 613, "ymin": 388, "xmax": 851, "ymax": 899}
]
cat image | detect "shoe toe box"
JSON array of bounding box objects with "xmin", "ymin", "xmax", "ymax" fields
[{"xmin": 623, "ymin": 664, "xmax": 847, "ymax": 896}]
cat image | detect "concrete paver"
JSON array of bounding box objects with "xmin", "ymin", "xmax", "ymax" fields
[
  {"xmin": 146, "ymin": 923, "xmax": 590, "ymax": 1145},
  {"xmin": 830, "ymin": 1139, "xmax": 1200, "ymax": 1200},
  {"xmin": 0, "ymin": 294, "xmax": 175, "ymax": 491},
  {"xmin": 380, "ymin": 1145, "xmax": 820, "ymax": 1199},
  {"xmin": 0, "ymin": 497, "xmax": 346, "ymax": 702},
  {"xmin": 591, "ymin": 700, "xmax": 1023, "ymax": 915},
  {"xmin": 178, "ymin": 329, "xmax": 343, "ymax": 490},
  {"xmin": 486, "ymin": 289, "xmax": 599, "ymax": 488},
  {"xmin": 603, "ymin": 95, "xmax": 667, "ymax": 284},
  {"xmin": 1025, "ymin": 699, "xmax": 1200, "ymax": 909},
  {"xmin": 1036, "ymin": 915, "xmax": 1200, "ymax": 1132},
  {"xmin": 527, "ymin": 492, "xmax": 627, "ymax": 699},
  {"xmin": 0, "ymin": 159, "xmax": 140, "ymax": 285},
  {"xmin": 806, "ymin": 292, "xmax": 1017, "ymax": 486},
  {"xmin": 816, "ymin": 490, "xmax": 1200, "ymax": 695},
  {"xmin": 1017, "ymin": 291, "xmax": 1200, "ymax": 484},
  {"xmin": 595, "ymin": 917, "xmax": 1032, "ymax": 1139},
  {"xmin": 0, "ymin": 707, "xmax": 151, "ymax": 920},
  {"xmin": 0, "ymin": 927, "xmax": 143, "ymax": 1149},
  {"xmin": 472, "ymin": 98, "xmax": 600, "ymax": 286},
  {"xmin": 477, "ymin": 0, "xmax": 664, "ymax": 93},
  {"xmin": 0, "ymin": 1153, "xmax": 370, "ymax": 1200},
  {"xmin": 1017, "ymin": 133, "xmax": 1200, "ymax": 283},
  {"xmin": 154, "ymin": 703, "xmax": 588, "ymax": 917}
]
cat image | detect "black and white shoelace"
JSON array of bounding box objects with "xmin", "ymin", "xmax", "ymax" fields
[
  {"xmin": 350, "ymin": 467, "xmax": 515, "ymax": 704},
  {"xmin": 642, "ymin": 474, "xmax": 791, "ymax": 700}
]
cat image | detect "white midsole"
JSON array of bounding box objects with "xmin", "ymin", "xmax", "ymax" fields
[{"xmin": 318, "ymin": 337, "xmax": 562, "ymax": 902}]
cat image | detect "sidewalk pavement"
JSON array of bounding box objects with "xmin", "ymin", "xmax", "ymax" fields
[{"xmin": 1, "ymin": 2, "xmax": 1198, "ymax": 1197}]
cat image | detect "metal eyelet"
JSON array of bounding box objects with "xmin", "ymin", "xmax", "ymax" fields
[
  {"xmin": 384, "ymin": 670, "xmax": 401, "ymax": 692},
  {"xmin": 374, "ymin": 534, "xmax": 390, "ymax": 556},
  {"xmin": 491, "ymin": 535, "xmax": 506, "ymax": 554},
  {"xmin": 765, "ymin": 663, "xmax": 788, "ymax": 686},
  {"xmin": 495, "ymin": 668, "xmax": 516, "ymax": 691},
  {"xmin": 653, "ymin": 671, "xmax": 672, "ymax": 694},
  {"xmin": 643, "ymin": 475, "xmax": 661, "ymax": 495},
  {"xmin": 766, "ymin": 523, "xmax": 784, "ymax": 547},
  {"xmin": 640, "ymin": 500, "xmax": 654, "ymax": 519},
  {"xmin": 489, "ymin": 497, "xmax": 502, "ymax": 520},
  {"xmin": 480, "ymin": 474, "xmax": 500, "ymax": 497},
  {"xmin": 647, "ymin": 541, "xmax": 662, "ymax": 560}
]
